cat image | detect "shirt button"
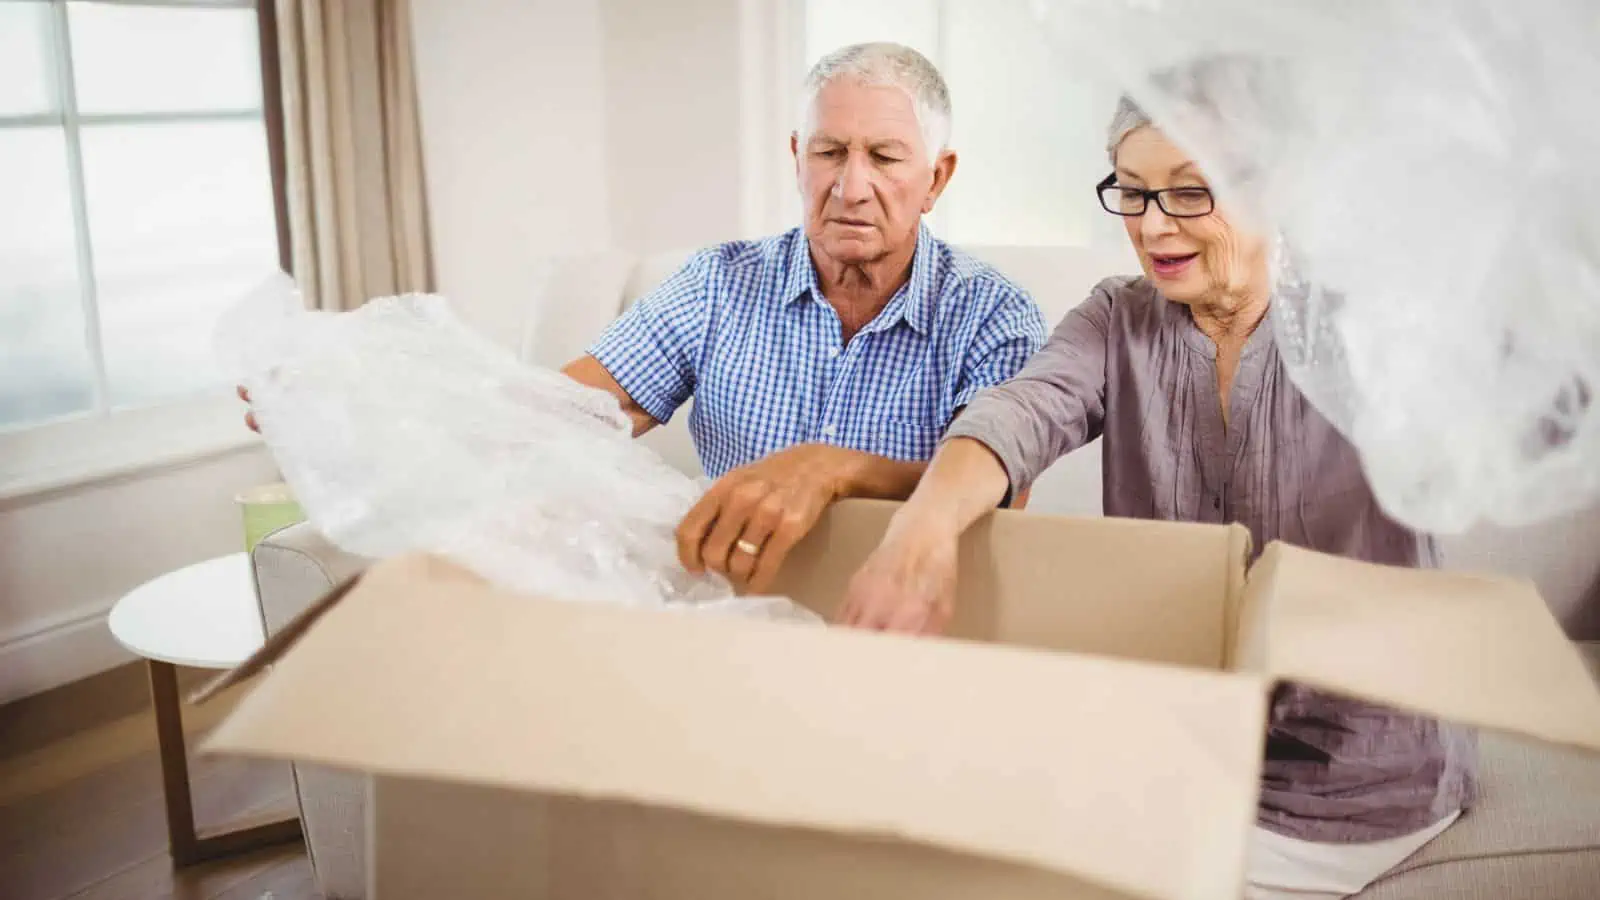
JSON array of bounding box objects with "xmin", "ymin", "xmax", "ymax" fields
[
  {"xmin": 828, "ymin": 347, "xmax": 840, "ymax": 359},
  {"xmin": 821, "ymin": 424, "xmax": 838, "ymax": 437}
]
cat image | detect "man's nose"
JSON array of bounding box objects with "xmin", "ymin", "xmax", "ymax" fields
[{"xmin": 832, "ymin": 153, "xmax": 873, "ymax": 204}]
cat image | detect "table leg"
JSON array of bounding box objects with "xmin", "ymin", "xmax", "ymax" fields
[{"xmin": 146, "ymin": 660, "xmax": 303, "ymax": 867}]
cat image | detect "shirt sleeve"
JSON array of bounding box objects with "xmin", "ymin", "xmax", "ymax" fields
[
  {"xmin": 944, "ymin": 281, "xmax": 1114, "ymax": 496},
  {"xmin": 586, "ymin": 254, "xmax": 712, "ymax": 425},
  {"xmin": 953, "ymin": 281, "xmax": 1049, "ymax": 410}
]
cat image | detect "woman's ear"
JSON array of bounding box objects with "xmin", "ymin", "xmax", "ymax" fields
[{"xmin": 922, "ymin": 150, "xmax": 958, "ymax": 214}]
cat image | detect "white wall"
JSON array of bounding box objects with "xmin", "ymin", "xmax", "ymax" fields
[
  {"xmin": 0, "ymin": 445, "xmax": 279, "ymax": 703},
  {"xmin": 409, "ymin": 0, "xmax": 613, "ymax": 317},
  {"xmin": 600, "ymin": 0, "xmax": 745, "ymax": 253},
  {"xmin": 410, "ymin": 0, "xmax": 1130, "ymax": 264},
  {"xmin": 409, "ymin": 0, "xmax": 798, "ymax": 275}
]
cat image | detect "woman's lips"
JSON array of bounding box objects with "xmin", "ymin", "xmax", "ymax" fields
[{"xmin": 1150, "ymin": 253, "xmax": 1198, "ymax": 278}]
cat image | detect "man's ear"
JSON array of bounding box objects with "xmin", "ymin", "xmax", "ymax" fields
[
  {"xmin": 790, "ymin": 132, "xmax": 801, "ymax": 178},
  {"xmin": 922, "ymin": 150, "xmax": 958, "ymax": 214}
]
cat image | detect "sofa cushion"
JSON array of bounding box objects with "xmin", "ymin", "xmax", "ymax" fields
[
  {"xmin": 1355, "ymin": 732, "xmax": 1600, "ymax": 898},
  {"xmin": 1357, "ymin": 643, "xmax": 1600, "ymax": 898},
  {"xmin": 961, "ymin": 244, "xmax": 1136, "ymax": 327},
  {"xmin": 518, "ymin": 250, "xmax": 640, "ymax": 369}
]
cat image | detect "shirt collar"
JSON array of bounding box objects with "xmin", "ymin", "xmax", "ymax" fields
[
  {"xmin": 783, "ymin": 223, "xmax": 939, "ymax": 336},
  {"xmin": 782, "ymin": 229, "xmax": 822, "ymax": 308}
]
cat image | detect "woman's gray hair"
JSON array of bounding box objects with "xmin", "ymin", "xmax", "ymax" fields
[
  {"xmin": 1104, "ymin": 55, "xmax": 1290, "ymax": 169},
  {"xmin": 800, "ymin": 42, "xmax": 952, "ymax": 162},
  {"xmin": 1106, "ymin": 95, "xmax": 1154, "ymax": 165}
]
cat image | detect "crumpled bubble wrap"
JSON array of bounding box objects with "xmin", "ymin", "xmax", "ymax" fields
[
  {"xmin": 1032, "ymin": 0, "xmax": 1600, "ymax": 532},
  {"xmin": 217, "ymin": 274, "xmax": 818, "ymax": 624}
]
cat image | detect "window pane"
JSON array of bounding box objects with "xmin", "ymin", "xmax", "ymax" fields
[
  {"xmin": 81, "ymin": 120, "xmax": 279, "ymax": 410},
  {"xmin": 69, "ymin": 3, "xmax": 263, "ymax": 115},
  {"xmin": 0, "ymin": 127, "xmax": 94, "ymax": 429},
  {"xmin": 0, "ymin": 2, "xmax": 56, "ymax": 117}
]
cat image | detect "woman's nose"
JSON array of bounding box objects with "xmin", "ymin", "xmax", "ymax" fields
[{"xmin": 1139, "ymin": 203, "xmax": 1180, "ymax": 238}]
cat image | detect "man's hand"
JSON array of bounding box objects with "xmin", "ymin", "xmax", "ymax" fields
[
  {"xmin": 835, "ymin": 516, "xmax": 959, "ymax": 634},
  {"xmin": 677, "ymin": 444, "xmax": 867, "ymax": 593},
  {"xmin": 238, "ymin": 385, "xmax": 260, "ymax": 433}
]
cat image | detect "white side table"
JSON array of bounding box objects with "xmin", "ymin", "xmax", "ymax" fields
[{"xmin": 108, "ymin": 553, "xmax": 302, "ymax": 867}]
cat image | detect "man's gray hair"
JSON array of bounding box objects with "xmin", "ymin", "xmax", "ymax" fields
[{"xmin": 800, "ymin": 42, "xmax": 952, "ymax": 162}]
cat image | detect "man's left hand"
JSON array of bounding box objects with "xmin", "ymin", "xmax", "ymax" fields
[{"xmin": 677, "ymin": 444, "xmax": 863, "ymax": 593}]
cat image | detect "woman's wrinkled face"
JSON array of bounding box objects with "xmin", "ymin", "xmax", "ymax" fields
[{"xmin": 1113, "ymin": 127, "xmax": 1267, "ymax": 306}]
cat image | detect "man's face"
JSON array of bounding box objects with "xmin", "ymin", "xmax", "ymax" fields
[{"xmin": 793, "ymin": 80, "xmax": 955, "ymax": 267}]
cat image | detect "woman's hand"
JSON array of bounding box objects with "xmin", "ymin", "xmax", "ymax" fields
[
  {"xmin": 834, "ymin": 437, "xmax": 1011, "ymax": 635},
  {"xmin": 835, "ymin": 515, "xmax": 960, "ymax": 635}
]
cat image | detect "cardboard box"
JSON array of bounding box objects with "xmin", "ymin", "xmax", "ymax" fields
[{"xmin": 202, "ymin": 500, "xmax": 1600, "ymax": 899}]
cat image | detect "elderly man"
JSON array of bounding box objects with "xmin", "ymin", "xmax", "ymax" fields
[
  {"xmin": 244, "ymin": 42, "xmax": 1043, "ymax": 592},
  {"xmin": 562, "ymin": 41, "xmax": 1045, "ymax": 590}
]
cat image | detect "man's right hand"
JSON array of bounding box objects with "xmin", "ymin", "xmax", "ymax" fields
[
  {"xmin": 238, "ymin": 385, "xmax": 260, "ymax": 433},
  {"xmin": 835, "ymin": 516, "xmax": 960, "ymax": 635}
]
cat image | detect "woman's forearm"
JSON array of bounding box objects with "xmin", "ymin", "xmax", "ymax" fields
[{"xmin": 888, "ymin": 437, "xmax": 1010, "ymax": 542}]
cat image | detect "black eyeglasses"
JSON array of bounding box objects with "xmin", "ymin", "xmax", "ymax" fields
[{"xmin": 1096, "ymin": 173, "xmax": 1215, "ymax": 218}]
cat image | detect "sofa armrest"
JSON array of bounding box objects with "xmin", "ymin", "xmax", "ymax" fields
[
  {"xmin": 247, "ymin": 521, "xmax": 373, "ymax": 899},
  {"xmin": 251, "ymin": 521, "xmax": 371, "ymax": 637}
]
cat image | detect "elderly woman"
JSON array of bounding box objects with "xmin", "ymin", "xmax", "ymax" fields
[{"xmin": 836, "ymin": 94, "xmax": 1477, "ymax": 898}]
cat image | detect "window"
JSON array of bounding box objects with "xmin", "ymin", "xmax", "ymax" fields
[
  {"xmin": 0, "ymin": 0, "xmax": 283, "ymax": 432},
  {"xmin": 801, "ymin": 0, "xmax": 1126, "ymax": 249}
]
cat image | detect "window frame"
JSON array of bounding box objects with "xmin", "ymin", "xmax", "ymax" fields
[
  {"xmin": 0, "ymin": 0, "xmax": 289, "ymax": 501},
  {"xmin": 0, "ymin": 0, "xmax": 289, "ymax": 432}
]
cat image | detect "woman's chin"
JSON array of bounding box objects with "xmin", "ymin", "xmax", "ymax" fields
[{"xmin": 1144, "ymin": 270, "xmax": 1204, "ymax": 303}]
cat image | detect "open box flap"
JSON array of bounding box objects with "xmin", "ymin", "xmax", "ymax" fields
[
  {"xmin": 1234, "ymin": 542, "xmax": 1600, "ymax": 751},
  {"xmin": 204, "ymin": 552, "xmax": 1269, "ymax": 900}
]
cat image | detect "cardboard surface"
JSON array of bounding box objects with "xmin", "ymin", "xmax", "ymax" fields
[
  {"xmin": 1236, "ymin": 543, "xmax": 1600, "ymax": 751},
  {"xmin": 208, "ymin": 550, "xmax": 1266, "ymax": 899},
  {"xmin": 775, "ymin": 500, "xmax": 1253, "ymax": 667},
  {"xmin": 374, "ymin": 778, "xmax": 1142, "ymax": 900},
  {"xmin": 203, "ymin": 500, "xmax": 1600, "ymax": 899}
]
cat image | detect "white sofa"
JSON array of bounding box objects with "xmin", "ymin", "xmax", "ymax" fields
[{"xmin": 250, "ymin": 244, "xmax": 1600, "ymax": 899}]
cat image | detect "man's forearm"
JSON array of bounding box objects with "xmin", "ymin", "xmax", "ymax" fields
[
  {"xmin": 833, "ymin": 449, "xmax": 928, "ymax": 501},
  {"xmin": 560, "ymin": 355, "xmax": 659, "ymax": 437}
]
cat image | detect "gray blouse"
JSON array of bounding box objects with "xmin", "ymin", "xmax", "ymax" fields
[{"xmin": 948, "ymin": 275, "xmax": 1476, "ymax": 843}]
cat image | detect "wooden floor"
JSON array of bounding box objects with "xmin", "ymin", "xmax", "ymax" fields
[{"xmin": 0, "ymin": 663, "xmax": 317, "ymax": 900}]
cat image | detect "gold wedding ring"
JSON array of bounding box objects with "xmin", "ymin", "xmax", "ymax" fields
[{"xmin": 735, "ymin": 539, "xmax": 762, "ymax": 556}]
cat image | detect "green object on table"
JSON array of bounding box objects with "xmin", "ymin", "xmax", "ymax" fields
[{"xmin": 238, "ymin": 482, "xmax": 306, "ymax": 552}]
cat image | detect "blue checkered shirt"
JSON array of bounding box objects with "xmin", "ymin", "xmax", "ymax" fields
[{"xmin": 588, "ymin": 225, "xmax": 1046, "ymax": 478}]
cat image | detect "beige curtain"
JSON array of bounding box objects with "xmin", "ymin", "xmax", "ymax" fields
[{"xmin": 275, "ymin": 0, "xmax": 433, "ymax": 310}]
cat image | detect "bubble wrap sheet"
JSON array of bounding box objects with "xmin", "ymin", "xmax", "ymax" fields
[
  {"xmin": 218, "ymin": 275, "xmax": 818, "ymax": 624},
  {"xmin": 1033, "ymin": 0, "xmax": 1600, "ymax": 532}
]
